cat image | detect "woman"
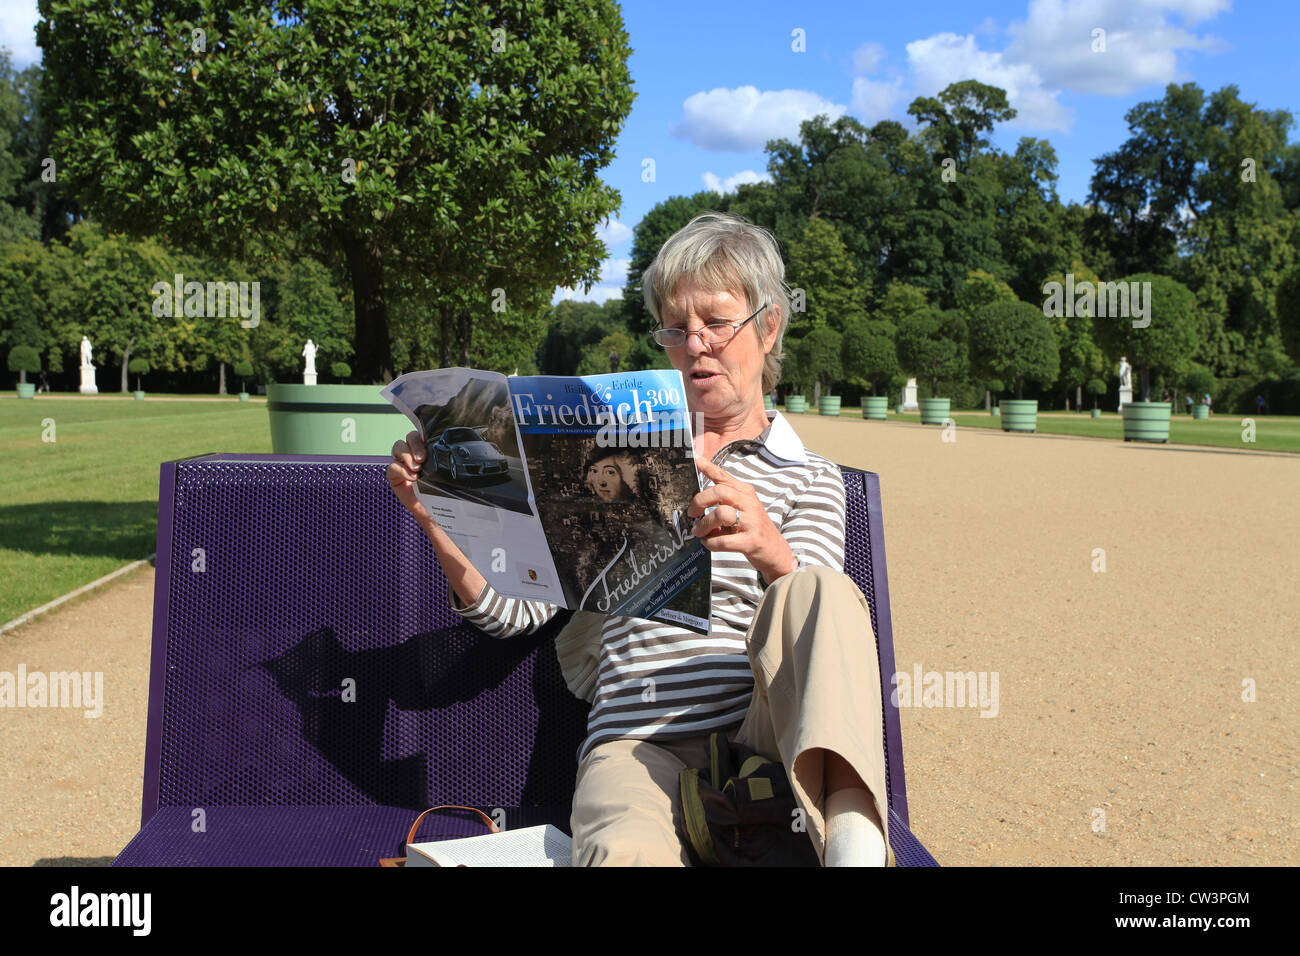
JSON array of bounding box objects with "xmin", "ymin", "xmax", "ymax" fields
[
  {"xmin": 583, "ymin": 448, "xmax": 639, "ymax": 502},
  {"xmin": 388, "ymin": 212, "xmax": 890, "ymax": 866}
]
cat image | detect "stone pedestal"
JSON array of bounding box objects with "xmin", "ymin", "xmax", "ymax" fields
[
  {"xmin": 1118, "ymin": 386, "xmax": 1132, "ymax": 411},
  {"xmin": 78, "ymin": 365, "xmax": 98, "ymax": 395},
  {"xmin": 303, "ymin": 371, "xmax": 317, "ymax": 386},
  {"xmin": 902, "ymin": 377, "xmax": 919, "ymax": 412}
]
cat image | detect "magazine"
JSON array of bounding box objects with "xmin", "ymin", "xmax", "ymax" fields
[{"xmin": 381, "ymin": 367, "xmax": 712, "ymax": 634}]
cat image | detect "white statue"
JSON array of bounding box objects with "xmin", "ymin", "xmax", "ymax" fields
[
  {"xmin": 1118, "ymin": 356, "xmax": 1132, "ymax": 391},
  {"xmin": 78, "ymin": 335, "xmax": 98, "ymax": 394},
  {"xmin": 302, "ymin": 339, "xmax": 318, "ymax": 386}
]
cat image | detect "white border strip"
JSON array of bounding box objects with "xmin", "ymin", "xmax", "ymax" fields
[{"xmin": 0, "ymin": 554, "xmax": 156, "ymax": 636}]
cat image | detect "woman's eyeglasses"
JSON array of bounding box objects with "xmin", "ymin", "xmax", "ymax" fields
[{"xmin": 650, "ymin": 302, "xmax": 768, "ymax": 348}]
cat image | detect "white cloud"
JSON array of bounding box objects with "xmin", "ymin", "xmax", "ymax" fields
[
  {"xmin": 1006, "ymin": 0, "xmax": 1229, "ymax": 97},
  {"xmin": 851, "ymin": 76, "xmax": 906, "ymax": 125},
  {"xmin": 846, "ymin": 1, "xmax": 1228, "ymax": 133},
  {"xmin": 669, "ymin": 86, "xmax": 846, "ymax": 152},
  {"xmin": 554, "ymin": 257, "xmax": 631, "ymax": 304},
  {"xmin": 906, "ymin": 32, "xmax": 1073, "ymax": 131},
  {"xmin": 596, "ymin": 219, "xmax": 633, "ymax": 250},
  {"xmin": 701, "ymin": 169, "xmax": 769, "ymax": 195},
  {"xmin": 852, "ymin": 42, "xmax": 886, "ymax": 75},
  {"xmin": 0, "ymin": 0, "xmax": 40, "ymax": 67}
]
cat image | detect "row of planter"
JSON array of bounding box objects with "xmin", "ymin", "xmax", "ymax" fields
[{"xmin": 773, "ymin": 394, "xmax": 1177, "ymax": 443}]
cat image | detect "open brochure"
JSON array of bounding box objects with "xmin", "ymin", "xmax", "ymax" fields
[
  {"xmin": 382, "ymin": 367, "xmax": 712, "ymax": 634},
  {"xmin": 406, "ymin": 825, "xmax": 572, "ymax": 867}
]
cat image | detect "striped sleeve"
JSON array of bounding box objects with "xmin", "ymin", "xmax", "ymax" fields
[
  {"xmin": 781, "ymin": 461, "xmax": 846, "ymax": 573},
  {"xmin": 448, "ymin": 580, "xmax": 561, "ymax": 638}
]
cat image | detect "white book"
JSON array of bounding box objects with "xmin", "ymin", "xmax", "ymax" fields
[{"xmin": 406, "ymin": 825, "xmax": 572, "ymax": 867}]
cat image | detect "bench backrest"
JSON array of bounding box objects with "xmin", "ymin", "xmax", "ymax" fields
[{"xmin": 141, "ymin": 454, "xmax": 910, "ymax": 828}]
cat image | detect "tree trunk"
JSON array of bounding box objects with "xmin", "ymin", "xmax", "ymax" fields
[
  {"xmin": 1075, "ymin": 384, "xmax": 1082, "ymax": 410},
  {"xmin": 813, "ymin": 379, "xmax": 821, "ymax": 404},
  {"xmin": 458, "ymin": 309, "xmax": 472, "ymax": 367},
  {"xmin": 985, "ymin": 388, "xmax": 991, "ymax": 412},
  {"xmin": 218, "ymin": 361, "xmax": 227, "ymax": 395},
  {"xmin": 342, "ymin": 234, "xmax": 392, "ymax": 383},
  {"xmin": 1015, "ymin": 375, "xmax": 1023, "ymax": 400},
  {"xmin": 1140, "ymin": 367, "xmax": 1151, "ymax": 402},
  {"xmin": 120, "ymin": 335, "xmax": 135, "ymax": 394},
  {"xmin": 438, "ymin": 311, "xmax": 451, "ymax": 368}
]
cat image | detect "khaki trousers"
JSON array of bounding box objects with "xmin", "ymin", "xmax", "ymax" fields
[{"xmin": 569, "ymin": 565, "xmax": 889, "ymax": 866}]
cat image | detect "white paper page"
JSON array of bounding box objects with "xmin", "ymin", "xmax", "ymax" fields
[{"xmin": 408, "ymin": 825, "xmax": 572, "ymax": 867}]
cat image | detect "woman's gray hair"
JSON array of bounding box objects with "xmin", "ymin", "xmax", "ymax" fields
[{"xmin": 641, "ymin": 211, "xmax": 792, "ymax": 395}]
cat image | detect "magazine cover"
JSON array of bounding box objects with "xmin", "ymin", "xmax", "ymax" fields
[{"xmin": 382, "ymin": 367, "xmax": 711, "ymax": 633}]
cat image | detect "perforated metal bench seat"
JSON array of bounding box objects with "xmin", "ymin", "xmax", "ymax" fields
[{"xmin": 113, "ymin": 454, "xmax": 937, "ymax": 867}]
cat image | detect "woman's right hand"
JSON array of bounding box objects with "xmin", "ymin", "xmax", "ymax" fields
[{"xmin": 388, "ymin": 429, "xmax": 434, "ymax": 527}]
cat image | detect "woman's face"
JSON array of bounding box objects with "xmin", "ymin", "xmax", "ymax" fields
[
  {"xmin": 585, "ymin": 459, "xmax": 628, "ymax": 502},
  {"xmin": 662, "ymin": 277, "xmax": 779, "ymax": 420}
]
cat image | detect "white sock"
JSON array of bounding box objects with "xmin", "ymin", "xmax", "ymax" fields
[{"xmin": 824, "ymin": 787, "xmax": 887, "ymax": 867}]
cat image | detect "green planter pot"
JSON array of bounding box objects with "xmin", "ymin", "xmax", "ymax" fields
[
  {"xmin": 16, "ymin": 383, "xmax": 35, "ymax": 399},
  {"xmin": 785, "ymin": 395, "xmax": 808, "ymax": 413},
  {"xmin": 1122, "ymin": 401, "xmax": 1172, "ymax": 443},
  {"xmin": 1090, "ymin": 408, "xmax": 1101, "ymax": 419},
  {"xmin": 1191, "ymin": 404, "xmax": 1209, "ymax": 420},
  {"xmin": 238, "ymin": 392, "xmax": 250, "ymax": 402},
  {"xmin": 763, "ymin": 394, "xmax": 774, "ymax": 411},
  {"xmin": 895, "ymin": 404, "xmax": 905, "ymax": 415},
  {"xmin": 267, "ymin": 383, "xmax": 411, "ymax": 455},
  {"xmin": 133, "ymin": 390, "xmax": 146, "ymax": 401},
  {"xmin": 989, "ymin": 404, "xmax": 999, "ymax": 415},
  {"xmin": 862, "ymin": 396, "xmax": 889, "ymax": 420},
  {"xmin": 918, "ymin": 397, "xmax": 950, "ymax": 425},
  {"xmin": 818, "ymin": 395, "xmax": 841, "ymax": 416},
  {"xmin": 1000, "ymin": 399, "xmax": 1038, "ymax": 433},
  {"xmin": 992, "ymin": 405, "xmax": 1001, "ymax": 417}
]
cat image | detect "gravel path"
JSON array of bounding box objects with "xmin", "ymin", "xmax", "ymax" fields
[{"xmin": 1, "ymin": 416, "xmax": 1295, "ymax": 865}]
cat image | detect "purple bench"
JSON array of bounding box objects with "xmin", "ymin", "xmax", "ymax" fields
[{"xmin": 113, "ymin": 453, "xmax": 937, "ymax": 866}]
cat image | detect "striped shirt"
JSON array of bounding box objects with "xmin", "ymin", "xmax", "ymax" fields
[{"xmin": 448, "ymin": 409, "xmax": 847, "ymax": 764}]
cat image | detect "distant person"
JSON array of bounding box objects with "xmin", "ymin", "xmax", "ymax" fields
[
  {"xmin": 1160, "ymin": 388, "xmax": 1170, "ymax": 404},
  {"xmin": 1185, "ymin": 395, "xmax": 1193, "ymax": 415},
  {"xmin": 1204, "ymin": 393, "xmax": 1212, "ymax": 417},
  {"xmin": 1256, "ymin": 394, "xmax": 1267, "ymax": 415},
  {"xmin": 38, "ymin": 371, "xmax": 49, "ymax": 393}
]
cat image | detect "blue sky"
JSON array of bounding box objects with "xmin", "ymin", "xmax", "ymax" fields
[{"xmin": 4, "ymin": 0, "xmax": 1297, "ymax": 305}]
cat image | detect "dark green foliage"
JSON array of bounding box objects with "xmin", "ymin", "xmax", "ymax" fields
[
  {"xmin": 968, "ymin": 300, "xmax": 1060, "ymax": 399},
  {"xmin": 896, "ymin": 307, "xmax": 968, "ymax": 397}
]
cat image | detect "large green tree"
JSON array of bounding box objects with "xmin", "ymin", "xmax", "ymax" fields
[
  {"xmin": 1091, "ymin": 273, "xmax": 1201, "ymax": 401},
  {"xmin": 39, "ymin": 0, "xmax": 635, "ymax": 382},
  {"xmin": 968, "ymin": 299, "xmax": 1060, "ymax": 400},
  {"xmin": 896, "ymin": 306, "xmax": 967, "ymax": 398}
]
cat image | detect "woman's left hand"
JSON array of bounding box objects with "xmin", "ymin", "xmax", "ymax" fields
[{"xmin": 690, "ymin": 459, "xmax": 797, "ymax": 585}]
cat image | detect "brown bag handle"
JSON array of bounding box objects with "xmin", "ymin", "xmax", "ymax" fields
[{"xmin": 379, "ymin": 805, "xmax": 502, "ymax": 865}]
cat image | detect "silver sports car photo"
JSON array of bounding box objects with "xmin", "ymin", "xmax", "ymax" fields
[{"xmin": 429, "ymin": 427, "xmax": 509, "ymax": 482}]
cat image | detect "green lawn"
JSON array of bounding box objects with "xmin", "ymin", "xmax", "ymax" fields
[
  {"xmin": 0, "ymin": 396, "xmax": 271, "ymax": 623},
  {"xmin": 808, "ymin": 406, "xmax": 1300, "ymax": 454}
]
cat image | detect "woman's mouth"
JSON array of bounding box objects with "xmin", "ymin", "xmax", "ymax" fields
[{"xmin": 690, "ymin": 371, "xmax": 719, "ymax": 382}]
